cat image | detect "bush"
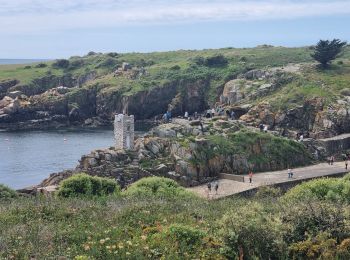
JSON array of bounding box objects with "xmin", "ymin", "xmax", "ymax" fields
[
  {"xmin": 205, "ymin": 54, "xmax": 228, "ymax": 67},
  {"xmin": 282, "ymin": 175, "xmax": 350, "ymax": 202},
  {"xmin": 170, "ymin": 65, "xmax": 181, "ymax": 70},
  {"xmin": 255, "ymin": 186, "xmax": 282, "ymax": 199},
  {"xmin": 123, "ymin": 177, "xmax": 195, "ymax": 198},
  {"xmin": 68, "ymin": 59, "xmax": 84, "ymax": 70},
  {"xmin": 52, "ymin": 59, "xmax": 70, "ymax": 69},
  {"xmin": 57, "ymin": 173, "xmax": 120, "ymax": 198},
  {"xmin": 219, "ymin": 202, "xmax": 286, "ymax": 259},
  {"xmin": 340, "ymin": 88, "xmax": 350, "ymax": 96},
  {"xmin": 35, "ymin": 63, "xmax": 47, "ymax": 68},
  {"xmin": 0, "ymin": 184, "xmax": 18, "ymax": 199},
  {"xmin": 192, "ymin": 54, "xmax": 228, "ymax": 67}
]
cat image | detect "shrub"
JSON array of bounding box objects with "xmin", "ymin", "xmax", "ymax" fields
[
  {"xmin": 255, "ymin": 186, "xmax": 282, "ymax": 199},
  {"xmin": 52, "ymin": 59, "xmax": 70, "ymax": 69},
  {"xmin": 205, "ymin": 54, "xmax": 228, "ymax": 67},
  {"xmin": 0, "ymin": 184, "xmax": 18, "ymax": 199},
  {"xmin": 282, "ymin": 175, "xmax": 350, "ymax": 203},
  {"xmin": 170, "ymin": 65, "xmax": 181, "ymax": 70},
  {"xmin": 35, "ymin": 63, "xmax": 47, "ymax": 68},
  {"xmin": 57, "ymin": 173, "xmax": 120, "ymax": 198},
  {"xmin": 106, "ymin": 52, "xmax": 119, "ymax": 58},
  {"xmin": 123, "ymin": 177, "xmax": 195, "ymax": 198},
  {"xmin": 340, "ymin": 88, "xmax": 350, "ymax": 96},
  {"xmin": 167, "ymin": 224, "xmax": 205, "ymax": 248},
  {"xmin": 219, "ymin": 202, "xmax": 286, "ymax": 259},
  {"xmin": 68, "ymin": 59, "xmax": 84, "ymax": 70}
]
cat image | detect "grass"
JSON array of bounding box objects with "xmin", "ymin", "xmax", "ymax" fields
[
  {"xmin": 1, "ymin": 175, "xmax": 350, "ymax": 259},
  {"xmin": 189, "ymin": 129, "xmax": 312, "ymax": 171}
]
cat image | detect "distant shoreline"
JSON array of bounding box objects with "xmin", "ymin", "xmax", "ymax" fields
[{"xmin": 0, "ymin": 59, "xmax": 51, "ymax": 65}]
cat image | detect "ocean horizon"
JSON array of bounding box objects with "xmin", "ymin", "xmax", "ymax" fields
[{"xmin": 0, "ymin": 59, "xmax": 50, "ymax": 65}]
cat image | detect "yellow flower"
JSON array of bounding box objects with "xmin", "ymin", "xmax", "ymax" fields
[
  {"xmin": 141, "ymin": 235, "xmax": 147, "ymax": 240},
  {"xmin": 100, "ymin": 239, "xmax": 105, "ymax": 244},
  {"xmin": 83, "ymin": 244, "xmax": 90, "ymax": 251},
  {"xmin": 106, "ymin": 246, "xmax": 111, "ymax": 249},
  {"xmin": 118, "ymin": 243, "xmax": 124, "ymax": 249},
  {"xmin": 126, "ymin": 240, "xmax": 133, "ymax": 246},
  {"xmin": 143, "ymin": 246, "xmax": 149, "ymax": 250},
  {"xmin": 112, "ymin": 245, "xmax": 116, "ymax": 249},
  {"xmin": 126, "ymin": 252, "xmax": 131, "ymax": 255}
]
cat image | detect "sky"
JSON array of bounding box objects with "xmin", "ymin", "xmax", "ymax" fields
[{"xmin": 1, "ymin": 0, "xmax": 350, "ymax": 59}]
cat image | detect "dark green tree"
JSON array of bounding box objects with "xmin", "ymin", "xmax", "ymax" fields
[{"xmin": 311, "ymin": 39, "xmax": 347, "ymax": 68}]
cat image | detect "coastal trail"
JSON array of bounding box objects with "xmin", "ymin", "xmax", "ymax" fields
[{"xmin": 188, "ymin": 162, "xmax": 349, "ymax": 199}]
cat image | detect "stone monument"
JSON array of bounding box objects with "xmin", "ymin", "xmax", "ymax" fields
[{"xmin": 114, "ymin": 114, "xmax": 134, "ymax": 150}]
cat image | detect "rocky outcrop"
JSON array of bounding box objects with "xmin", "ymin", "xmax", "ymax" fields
[
  {"xmin": 0, "ymin": 79, "xmax": 19, "ymax": 99},
  {"xmin": 240, "ymin": 97, "xmax": 350, "ymax": 139}
]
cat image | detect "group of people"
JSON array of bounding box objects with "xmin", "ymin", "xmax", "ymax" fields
[
  {"xmin": 162, "ymin": 111, "xmax": 172, "ymax": 122},
  {"xmin": 162, "ymin": 108, "xmax": 237, "ymax": 122},
  {"xmin": 207, "ymin": 181, "xmax": 219, "ymax": 197},
  {"xmin": 259, "ymin": 123, "xmax": 268, "ymax": 133}
]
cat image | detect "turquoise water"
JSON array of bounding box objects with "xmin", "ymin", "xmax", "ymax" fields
[{"xmin": 0, "ymin": 129, "xmax": 114, "ymax": 189}]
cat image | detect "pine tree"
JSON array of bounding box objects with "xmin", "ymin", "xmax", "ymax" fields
[{"xmin": 311, "ymin": 39, "xmax": 347, "ymax": 68}]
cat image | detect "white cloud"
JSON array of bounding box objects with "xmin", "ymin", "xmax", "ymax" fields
[{"xmin": 1, "ymin": 0, "xmax": 350, "ymax": 34}]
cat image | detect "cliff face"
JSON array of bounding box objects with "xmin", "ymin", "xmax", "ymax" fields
[{"xmin": 0, "ymin": 77, "xmax": 211, "ymax": 130}]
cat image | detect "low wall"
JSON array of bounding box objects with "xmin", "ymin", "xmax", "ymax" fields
[
  {"xmin": 219, "ymin": 173, "xmax": 245, "ymax": 182},
  {"xmin": 234, "ymin": 171, "xmax": 348, "ymax": 197},
  {"xmin": 320, "ymin": 133, "xmax": 350, "ymax": 156}
]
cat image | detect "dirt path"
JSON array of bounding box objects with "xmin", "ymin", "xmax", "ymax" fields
[{"xmin": 188, "ymin": 162, "xmax": 349, "ymax": 199}]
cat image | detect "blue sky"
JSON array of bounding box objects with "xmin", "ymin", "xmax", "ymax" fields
[{"xmin": 1, "ymin": 0, "xmax": 350, "ymax": 58}]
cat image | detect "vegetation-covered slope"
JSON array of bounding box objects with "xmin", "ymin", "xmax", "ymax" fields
[
  {"xmin": 1, "ymin": 175, "xmax": 350, "ymax": 259},
  {"xmin": 1, "ymin": 45, "xmax": 349, "ymax": 135}
]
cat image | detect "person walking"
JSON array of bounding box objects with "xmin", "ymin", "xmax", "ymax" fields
[
  {"xmin": 259, "ymin": 124, "xmax": 264, "ymax": 132},
  {"xmin": 184, "ymin": 111, "xmax": 189, "ymax": 119},
  {"xmin": 264, "ymin": 125, "xmax": 268, "ymax": 133},
  {"xmin": 248, "ymin": 171, "xmax": 253, "ymax": 184},
  {"xmin": 214, "ymin": 181, "xmax": 219, "ymax": 195},
  {"xmin": 231, "ymin": 111, "xmax": 236, "ymax": 120},
  {"xmin": 345, "ymin": 159, "xmax": 348, "ymax": 170},
  {"xmin": 287, "ymin": 168, "xmax": 293, "ymax": 178},
  {"xmin": 207, "ymin": 182, "xmax": 212, "ymax": 198},
  {"xmin": 330, "ymin": 155, "xmax": 335, "ymax": 165}
]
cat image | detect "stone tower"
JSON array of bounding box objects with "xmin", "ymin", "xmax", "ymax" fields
[{"xmin": 114, "ymin": 114, "xmax": 135, "ymax": 150}]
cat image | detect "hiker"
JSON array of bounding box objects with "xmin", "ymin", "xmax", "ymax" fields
[
  {"xmin": 199, "ymin": 121, "xmax": 204, "ymax": 134},
  {"xmin": 264, "ymin": 125, "xmax": 268, "ymax": 133},
  {"xmin": 207, "ymin": 182, "xmax": 212, "ymax": 197},
  {"xmin": 231, "ymin": 111, "xmax": 236, "ymax": 120},
  {"xmin": 168, "ymin": 111, "xmax": 172, "ymax": 120},
  {"xmin": 330, "ymin": 155, "xmax": 335, "ymax": 165},
  {"xmin": 345, "ymin": 159, "xmax": 348, "ymax": 170},
  {"xmin": 287, "ymin": 168, "xmax": 293, "ymax": 178},
  {"xmin": 299, "ymin": 134, "xmax": 304, "ymax": 142},
  {"xmin": 248, "ymin": 171, "xmax": 253, "ymax": 183},
  {"xmin": 214, "ymin": 181, "xmax": 219, "ymax": 195},
  {"xmin": 184, "ymin": 111, "xmax": 189, "ymax": 119},
  {"xmin": 259, "ymin": 124, "xmax": 264, "ymax": 132},
  {"xmin": 163, "ymin": 113, "xmax": 168, "ymax": 122},
  {"xmin": 211, "ymin": 108, "xmax": 215, "ymax": 117},
  {"xmin": 206, "ymin": 109, "xmax": 211, "ymax": 118}
]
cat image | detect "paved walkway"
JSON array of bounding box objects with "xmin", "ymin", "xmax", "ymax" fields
[{"xmin": 188, "ymin": 162, "xmax": 349, "ymax": 199}]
